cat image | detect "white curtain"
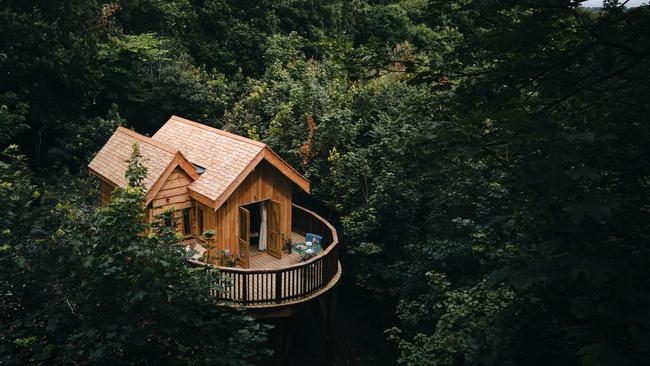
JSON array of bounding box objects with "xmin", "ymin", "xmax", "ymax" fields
[{"xmin": 259, "ymin": 202, "xmax": 268, "ymax": 251}]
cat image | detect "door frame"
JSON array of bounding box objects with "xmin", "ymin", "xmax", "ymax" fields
[
  {"xmin": 239, "ymin": 198, "xmax": 283, "ymax": 261},
  {"xmin": 266, "ymin": 199, "xmax": 282, "ymax": 259},
  {"xmin": 238, "ymin": 206, "xmax": 250, "ymax": 268}
]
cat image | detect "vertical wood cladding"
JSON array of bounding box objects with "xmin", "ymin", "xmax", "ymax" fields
[{"xmin": 196, "ymin": 160, "xmax": 293, "ymax": 258}]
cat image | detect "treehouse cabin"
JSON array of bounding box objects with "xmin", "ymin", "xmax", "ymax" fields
[{"xmin": 88, "ymin": 115, "xmax": 341, "ymax": 310}]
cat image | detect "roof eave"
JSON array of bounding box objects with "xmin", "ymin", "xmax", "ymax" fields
[
  {"xmin": 204, "ymin": 148, "xmax": 310, "ymax": 212},
  {"xmin": 144, "ymin": 152, "xmax": 200, "ymax": 206},
  {"xmin": 88, "ymin": 166, "xmax": 120, "ymax": 188},
  {"xmin": 262, "ymin": 148, "xmax": 310, "ymax": 193},
  {"xmin": 188, "ymin": 188, "xmax": 216, "ymax": 209},
  {"xmin": 211, "ymin": 149, "xmax": 267, "ymax": 211}
]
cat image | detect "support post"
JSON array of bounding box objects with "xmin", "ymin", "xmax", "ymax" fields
[
  {"xmin": 242, "ymin": 273, "xmax": 248, "ymax": 305},
  {"xmin": 325, "ymin": 288, "xmax": 337, "ymax": 366},
  {"xmin": 275, "ymin": 271, "xmax": 282, "ymax": 303}
]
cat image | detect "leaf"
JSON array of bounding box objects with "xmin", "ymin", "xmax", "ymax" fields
[
  {"xmin": 563, "ymin": 132, "xmax": 595, "ymax": 143},
  {"xmin": 456, "ymin": 145, "xmax": 481, "ymax": 158},
  {"xmin": 566, "ymin": 167, "xmax": 601, "ymax": 181},
  {"xmin": 579, "ymin": 343, "xmax": 631, "ymax": 366},
  {"xmin": 568, "ymin": 203, "xmax": 611, "ymax": 224},
  {"xmin": 132, "ymin": 290, "xmax": 146, "ymax": 302}
]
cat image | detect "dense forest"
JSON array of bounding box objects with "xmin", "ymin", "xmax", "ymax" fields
[{"xmin": 2, "ymin": 0, "xmax": 650, "ymax": 365}]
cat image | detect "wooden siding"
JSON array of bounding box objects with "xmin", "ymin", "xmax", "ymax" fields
[
  {"xmin": 149, "ymin": 168, "xmax": 194, "ymax": 235},
  {"xmin": 144, "ymin": 153, "xmax": 199, "ymax": 206},
  {"xmin": 197, "ymin": 160, "xmax": 293, "ymax": 258},
  {"xmin": 99, "ymin": 179, "xmax": 115, "ymax": 206}
]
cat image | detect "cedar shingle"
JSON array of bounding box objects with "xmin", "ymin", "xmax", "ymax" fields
[
  {"xmin": 151, "ymin": 115, "xmax": 265, "ymax": 202},
  {"xmin": 89, "ymin": 116, "xmax": 306, "ymax": 206},
  {"xmin": 88, "ymin": 127, "xmax": 177, "ymax": 192}
]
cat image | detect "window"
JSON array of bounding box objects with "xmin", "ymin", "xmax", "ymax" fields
[
  {"xmin": 197, "ymin": 207, "xmax": 204, "ymax": 235},
  {"xmin": 182, "ymin": 208, "xmax": 191, "ymax": 236}
]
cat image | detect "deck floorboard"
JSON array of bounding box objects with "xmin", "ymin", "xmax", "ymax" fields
[{"xmin": 245, "ymin": 231, "xmax": 305, "ymax": 270}]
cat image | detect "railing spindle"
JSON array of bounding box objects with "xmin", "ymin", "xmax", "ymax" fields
[
  {"xmin": 275, "ymin": 271, "xmax": 282, "ymax": 303},
  {"xmin": 189, "ymin": 203, "xmax": 339, "ymax": 305}
]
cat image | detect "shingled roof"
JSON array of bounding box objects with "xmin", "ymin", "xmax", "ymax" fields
[
  {"xmin": 153, "ymin": 115, "xmax": 309, "ymax": 209},
  {"xmin": 89, "ymin": 115, "xmax": 309, "ymax": 210},
  {"xmin": 88, "ymin": 127, "xmax": 178, "ymax": 191},
  {"xmin": 88, "ymin": 126, "xmax": 199, "ymax": 205}
]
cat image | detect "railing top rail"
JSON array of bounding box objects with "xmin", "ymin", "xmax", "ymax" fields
[{"xmin": 190, "ymin": 203, "xmax": 338, "ymax": 274}]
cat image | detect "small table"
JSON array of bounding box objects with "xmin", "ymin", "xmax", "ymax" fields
[{"xmin": 292, "ymin": 242, "xmax": 322, "ymax": 260}]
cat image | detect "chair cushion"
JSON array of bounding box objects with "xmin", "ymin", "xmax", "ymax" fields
[
  {"xmin": 186, "ymin": 243, "xmax": 207, "ymax": 260},
  {"xmin": 305, "ymin": 233, "xmax": 323, "ymax": 246}
]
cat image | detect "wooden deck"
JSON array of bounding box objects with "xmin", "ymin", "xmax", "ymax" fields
[
  {"xmin": 248, "ymin": 252, "xmax": 303, "ymax": 269},
  {"xmin": 218, "ymin": 231, "xmax": 337, "ymax": 305},
  {"xmin": 192, "ymin": 203, "xmax": 341, "ymax": 308},
  {"xmin": 245, "ymin": 231, "xmax": 305, "ymax": 270}
]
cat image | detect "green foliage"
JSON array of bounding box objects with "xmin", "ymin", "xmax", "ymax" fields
[
  {"xmin": 217, "ymin": 3, "xmax": 650, "ymax": 365},
  {"xmin": 0, "ymin": 94, "xmax": 28, "ymax": 147},
  {"xmin": 48, "ymin": 104, "xmax": 123, "ymax": 171},
  {"xmin": 352, "ymin": 3, "xmax": 650, "ymax": 366},
  {"xmin": 0, "ymin": 0, "xmax": 102, "ymax": 164},
  {"xmin": 2, "ymin": 0, "xmax": 650, "ymax": 365},
  {"xmin": 1, "ymin": 145, "xmax": 268, "ymax": 364},
  {"xmin": 222, "ymin": 38, "xmax": 356, "ymax": 191},
  {"xmin": 0, "ymin": 146, "xmax": 41, "ymax": 240},
  {"xmin": 70, "ymin": 152, "xmax": 267, "ymax": 364},
  {"xmin": 388, "ymin": 277, "xmax": 516, "ymax": 366},
  {"xmin": 96, "ymin": 32, "xmax": 231, "ymax": 132},
  {"xmin": 201, "ymin": 229, "xmax": 217, "ymax": 264},
  {"xmin": 125, "ymin": 143, "xmax": 148, "ymax": 188},
  {"xmin": 0, "ymin": 145, "xmax": 77, "ymax": 364}
]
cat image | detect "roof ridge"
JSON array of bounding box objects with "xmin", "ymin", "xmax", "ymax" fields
[
  {"xmin": 117, "ymin": 126, "xmax": 178, "ymax": 154},
  {"xmin": 168, "ymin": 115, "xmax": 267, "ymax": 148}
]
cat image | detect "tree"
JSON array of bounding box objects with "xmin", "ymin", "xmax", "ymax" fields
[
  {"xmin": 0, "ymin": 0, "xmax": 103, "ymax": 165},
  {"xmin": 1, "ymin": 145, "xmax": 268, "ymax": 365},
  {"xmin": 218, "ymin": 2, "xmax": 650, "ymax": 365},
  {"xmin": 379, "ymin": 2, "xmax": 650, "ymax": 366},
  {"xmin": 3, "ymin": 1, "xmax": 650, "ymax": 364}
]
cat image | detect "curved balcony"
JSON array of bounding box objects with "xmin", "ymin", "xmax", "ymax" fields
[{"xmin": 191, "ymin": 203, "xmax": 341, "ymax": 308}]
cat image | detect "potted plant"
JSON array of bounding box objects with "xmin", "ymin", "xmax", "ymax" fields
[
  {"xmin": 201, "ymin": 230, "xmax": 217, "ymax": 264},
  {"xmin": 281, "ymin": 233, "xmax": 293, "ymax": 254},
  {"xmin": 220, "ymin": 252, "xmax": 238, "ymax": 267}
]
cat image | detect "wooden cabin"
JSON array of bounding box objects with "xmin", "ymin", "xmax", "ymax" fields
[
  {"xmin": 90, "ymin": 115, "xmax": 340, "ymax": 319},
  {"xmin": 88, "ymin": 115, "xmax": 313, "ymax": 269},
  {"xmin": 90, "ymin": 116, "xmax": 342, "ymax": 362}
]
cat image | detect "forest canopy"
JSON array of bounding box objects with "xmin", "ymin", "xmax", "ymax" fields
[{"xmin": 1, "ymin": 0, "xmax": 650, "ymax": 365}]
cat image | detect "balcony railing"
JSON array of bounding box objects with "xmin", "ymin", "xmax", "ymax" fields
[{"xmin": 195, "ymin": 203, "xmax": 340, "ymax": 307}]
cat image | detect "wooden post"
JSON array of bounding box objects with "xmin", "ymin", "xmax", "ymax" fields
[
  {"xmin": 282, "ymin": 314, "xmax": 299, "ymax": 364},
  {"xmin": 242, "ymin": 273, "xmax": 248, "ymax": 305},
  {"xmin": 272, "ymin": 318, "xmax": 283, "ymax": 366},
  {"xmin": 275, "ymin": 271, "xmax": 282, "ymax": 303},
  {"xmin": 325, "ymin": 288, "xmax": 337, "ymax": 366}
]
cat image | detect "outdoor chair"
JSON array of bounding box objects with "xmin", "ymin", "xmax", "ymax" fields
[
  {"xmin": 305, "ymin": 233, "xmax": 323, "ymax": 247},
  {"xmin": 186, "ymin": 242, "xmax": 207, "ymax": 261}
]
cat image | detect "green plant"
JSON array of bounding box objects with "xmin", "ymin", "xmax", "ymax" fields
[
  {"xmin": 201, "ymin": 229, "xmax": 217, "ymax": 264},
  {"xmin": 281, "ymin": 233, "xmax": 293, "ymax": 253},
  {"xmin": 1, "ymin": 144, "xmax": 269, "ymax": 364},
  {"xmin": 220, "ymin": 253, "xmax": 238, "ymax": 267}
]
